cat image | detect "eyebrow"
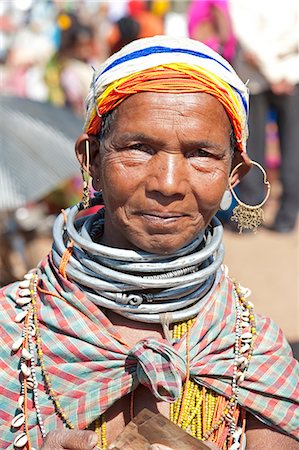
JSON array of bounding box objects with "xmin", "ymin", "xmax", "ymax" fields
[
  {"xmin": 115, "ymin": 132, "xmax": 164, "ymax": 147},
  {"xmin": 115, "ymin": 132, "xmax": 227, "ymax": 152},
  {"xmin": 184, "ymin": 140, "xmax": 226, "ymax": 152}
]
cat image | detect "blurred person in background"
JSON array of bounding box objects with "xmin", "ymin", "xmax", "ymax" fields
[
  {"xmin": 107, "ymin": 15, "xmax": 141, "ymax": 55},
  {"xmin": 44, "ymin": 11, "xmax": 100, "ymax": 117},
  {"xmin": 43, "ymin": 10, "xmax": 104, "ymax": 213},
  {"xmin": 229, "ymin": 0, "xmax": 299, "ymax": 233},
  {"xmin": 187, "ymin": 0, "xmax": 236, "ymax": 63},
  {"xmin": 128, "ymin": 0, "xmax": 164, "ymax": 37},
  {"xmin": 1, "ymin": 13, "xmax": 54, "ymax": 101},
  {"xmin": 106, "ymin": 0, "xmax": 165, "ymax": 55}
]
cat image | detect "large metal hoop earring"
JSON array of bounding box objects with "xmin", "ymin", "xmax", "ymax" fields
[
  {"xmin": 80, "ymin": 140, "xmax": 91, "ymax": 209},
  {"xmin": 229, "ymin": 160, "xmax": 271, "ymax": 233}
]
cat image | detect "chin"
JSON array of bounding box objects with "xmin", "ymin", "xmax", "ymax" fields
[{"xmin": 132, "ymin": 234, "xmax": 197, "ymax": 255}]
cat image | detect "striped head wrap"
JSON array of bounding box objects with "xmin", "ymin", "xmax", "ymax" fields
[{"xmin": 84, "ymin": 36, "xmax": 249, "ymax": 152}]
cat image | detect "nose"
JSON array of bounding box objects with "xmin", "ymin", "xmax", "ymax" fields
[{"xmin": 147, "ymin": 153, "xmax": 187, "ymax": 200}]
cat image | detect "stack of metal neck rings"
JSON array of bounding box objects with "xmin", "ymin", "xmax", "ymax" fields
[{"xmin": 52, "ymin": 194, "xmax": 224, "ymax": 324}]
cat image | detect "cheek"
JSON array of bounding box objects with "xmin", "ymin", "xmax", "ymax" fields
[
  {"xmin": 193, "ymin": 166, "xmax": 230, "ymax": 209},
  {"xmin": 100, "ymin": 158, "xmax": 143, "ymax": 209}
]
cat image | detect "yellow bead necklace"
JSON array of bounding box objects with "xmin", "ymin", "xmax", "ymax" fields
[{"xmin": 170, "ymin": 319, "xmax": 242, "ymax": 449}]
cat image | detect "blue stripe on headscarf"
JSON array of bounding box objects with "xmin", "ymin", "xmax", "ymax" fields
[
  {"xmin": 98, "ymin": 46, "xmax": 231, "ymax": 79},
  {"xmin": 239, "ymin": 93, "xmax": 248, "ymax": 115}
]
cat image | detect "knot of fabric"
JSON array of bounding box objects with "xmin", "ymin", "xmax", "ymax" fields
[{"xmin": 128, "ymin": 338, "xmax": 186, "ymax": 402}]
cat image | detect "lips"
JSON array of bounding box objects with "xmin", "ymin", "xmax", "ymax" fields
[
  {"xmin": 145, "ymin": 213, "xmax": 184, "ymax": 219},
  {"xmin": 138, "ymin": 210, "xmax": 188, "ymax": 218},
  {"xmin": 137, "ymin": 211, "xmax": 189, "ymax": 227},
  {"xmin": 143, "ymin": 214, "xmax": 181, "ymax": 222}
]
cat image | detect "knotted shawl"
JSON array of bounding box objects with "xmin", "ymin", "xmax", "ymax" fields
[{"xmin": 0, "ymin": 254, "xmax": 298, "ymax": 448}]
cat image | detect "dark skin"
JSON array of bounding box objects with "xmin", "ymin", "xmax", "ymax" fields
[{"xmin": 41, "ymin": 92, "xmax": 298, "ymax": 449}]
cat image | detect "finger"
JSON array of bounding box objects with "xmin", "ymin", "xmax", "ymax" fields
[
  {"xmin": 148, "ymin": 442, "xmax": 220, "ymax": 450},
  {"xmin": 41, "ymin": 429, "xmax": 98, "ymax": 450}
]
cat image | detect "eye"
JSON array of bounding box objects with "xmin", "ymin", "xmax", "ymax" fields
[
  {"xmin": 185, "ymin": 148, "xmax": 211, "ymax": 158},
  {"xmin": 127, "ymin": 143, "xmax": 154, "ymax": 154},
  {"xmin": 129, "ymin": 143, "xmax": 143, "ymax": 150}
]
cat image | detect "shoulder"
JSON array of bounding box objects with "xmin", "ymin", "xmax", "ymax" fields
[
  {"xmin": 0, "ymin": 280, "xmax": 28, "ymax": 367},
  {"xmin": 247, "ymin": 303, "xmax": 298, "ymax": 393},
  {"xmin": 0, "ymin": 281, "xmax": 23, "ymax": 337},
  {"xmin": 253, "ymin": 311, "xmax": 295, "ymax": 360},
  {"xmin": 0, "ymin": 279, "xmax": 33, "ymax": 374}
]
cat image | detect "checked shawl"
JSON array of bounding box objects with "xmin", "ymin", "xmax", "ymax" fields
[{"xmin": 0, "ymin": 254, "xmax": 298, "ymax": 448}]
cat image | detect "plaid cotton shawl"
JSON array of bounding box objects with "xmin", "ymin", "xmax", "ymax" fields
[{"xmin": 0, "ymin": 254, "xmax": 298, "ymax": 448}]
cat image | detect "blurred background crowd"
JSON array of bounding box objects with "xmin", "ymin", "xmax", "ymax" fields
[{"xmin": 0, "ymin": 0, "xmax": 298, "ymax": 351}]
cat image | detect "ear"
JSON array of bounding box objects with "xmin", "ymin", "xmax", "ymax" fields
[
  {"xmin": 230, "ymin": 151, "xmax": 252, "ymax": 188},
  {"xmin": 75, "ymin": 133, "xmax": 102, "ymax": 191}
]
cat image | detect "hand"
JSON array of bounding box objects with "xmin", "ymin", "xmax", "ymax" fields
[
  {"xmin": 149, "ymin": 442, "xmax": 220, "ymax": 450},
  {"xmin": 270, "ymin": 80, "xmax": 295, "ymax": 95},
  {"xmin": 41, "ymin": 429, "xmax": 98, "ymax": 450},
  {"xmin": 243, "ymin": 51, "xmax": 259, "ymax": 68}
]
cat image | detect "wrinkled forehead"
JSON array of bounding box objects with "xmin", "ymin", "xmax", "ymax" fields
[{"xmin": 102, "ymin": 91, "xmax": 232, "ymax": 137}]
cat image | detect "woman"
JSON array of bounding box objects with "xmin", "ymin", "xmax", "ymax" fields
[
  {"xmin": 187, "ymin": 0, "xmax": 236, "ymax": 63},
  {"xmin": 0, "ymin": 36, "xmax": 298, "ymax": 450}
]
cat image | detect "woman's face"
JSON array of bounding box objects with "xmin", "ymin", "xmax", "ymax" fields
[{"xmin": 92, "ymin": 91, "xmax": 233, "ymax": 254}]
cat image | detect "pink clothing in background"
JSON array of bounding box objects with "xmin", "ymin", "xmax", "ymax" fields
[{"xmin": 187, "ymin": 0, "xmax": 236, "ymax": 63}]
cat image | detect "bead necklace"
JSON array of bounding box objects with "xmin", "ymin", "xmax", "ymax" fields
[
  {"xmin": 11, "ymin": 271, "xmax": 42, "ymax": 450},
  {"xmin": 170, "ymin": 279, "xmax": 256, "ymax": 449},
  {"xmin": 30, "ymin": 274, "xmax": 75, "ymax": 431},
  {"xmin": 10, "ymin": 270, "xmax": 255, "ymax": 450}
]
